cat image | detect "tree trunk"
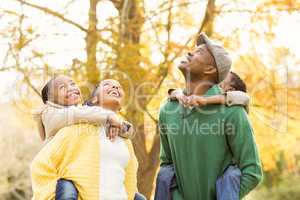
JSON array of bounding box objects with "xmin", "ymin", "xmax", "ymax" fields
[
  {"xmin": 126, "ymin": 102, "xmax": 161, "ymax": 198},
  {"xmin": 110, "ymin": 0, "xmax": 161, "ymax": 198},
  {"xmin": 86, "ymin": 0, "xmax": 100, "ymax": 85},
  {"xmin": 198, "ymin": 0, "xmax": 216, "ymax": 36}
]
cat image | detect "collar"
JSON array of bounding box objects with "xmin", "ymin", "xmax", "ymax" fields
[
  {"xmin": 183, "ymin": 84, "xmax": 222, "ymax": 96},
  {"xmin": 183, "ymin": 85, "xmax": 222, "ymax": 114},
  {"xmin": 203, "ymin": 84, "xmax": 223, "ymax": 96}
]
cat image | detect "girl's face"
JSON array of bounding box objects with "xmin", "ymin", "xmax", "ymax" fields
[
  {"xmin": 95, "ymin": 79, "xmax": 125, "ymax": 110},
  {"xmin": 50, "ymin": 75, "xmax": 81, "ymax": 106}
]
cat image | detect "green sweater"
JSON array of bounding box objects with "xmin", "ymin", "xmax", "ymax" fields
[{"xmin": 159, "ymin": 85, "xmax": 263, "ymax": 200}]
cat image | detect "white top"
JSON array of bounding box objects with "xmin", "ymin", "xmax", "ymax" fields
[{"xmin": 99, "ymin": 128, "xmax": 130, "ymax": 200}]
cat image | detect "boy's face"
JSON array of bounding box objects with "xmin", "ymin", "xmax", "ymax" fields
[
  {"xmin": 219, "ymin": 73, "xmax": 235, "ymax": 92},
  {"xmin": 49, "ymin": 75, "xmax": 81, "ymax": 106}
]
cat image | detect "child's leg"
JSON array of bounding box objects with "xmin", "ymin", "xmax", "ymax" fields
[
  {"xmin": 55, "ymin": 179, "xmax": 78, "ymax": 200},
  {"xmin": 216, "ymin": 165, "xmax": 241, "ymax": 200},
  {"xmin": 154, "ymin": 165, "xmax": 177, "ymax": 200},
  {"xmin": 134, "ymin": 193, "xmax": 147, "ymax": 200}
]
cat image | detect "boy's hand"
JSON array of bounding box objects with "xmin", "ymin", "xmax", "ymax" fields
[
  {"xmin": 169, "ymin": 89, "xmax": 188, "ymax": 106},
  {"xmin": 186, "ymin": 95, "xmax": 207, "ymax": 107}
]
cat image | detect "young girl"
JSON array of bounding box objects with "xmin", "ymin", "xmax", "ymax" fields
[
  {"xmin": 33, "ymin": 75, "xmax": 134, "ymax": 143},
  {"xmin": 155, "ymin": 71, "xmax": 249, "ymax": 200}
]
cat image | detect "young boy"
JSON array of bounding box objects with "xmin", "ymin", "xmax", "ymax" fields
[
  {"xmin": 168, "ymin": 71, "xmax": 249, "ymax": 110},
  {"xmin": 155, "ymin": 71, "xmax": 249, "ymax": 200}
]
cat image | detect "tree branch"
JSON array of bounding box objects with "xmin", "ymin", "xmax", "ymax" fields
[
  {"xmin": 147, "ymin": 1, "xmax": 198, "ymax": 20},
  {"xmin": 198, "ymin": 0, "xmax": 215, "ymax": 37},
  {"xmin": 23, "ymin": 74, "xmax": 41, "ymax": 97},
  {"xmin": 143, "ymin": 107, "xmax": 158, "ymax": 124},
  {"xmin": 15, "ymin": 0, "xmax": 87, "ymax": 32},
  {"xmin": 145, "ymin": 34, "xmax": 194, "ymax": 107},
  {"xmin": 216, "ymin": 7, "xmax": 300, "ymax": 14},
  {"xmin": 0, "ymin": 67, "xmax": 15, "ymax": 71}
]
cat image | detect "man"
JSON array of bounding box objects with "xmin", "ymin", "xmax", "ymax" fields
[{"xmin": 158, "ymin": 33, "xmax": 262, "ymax": 199}]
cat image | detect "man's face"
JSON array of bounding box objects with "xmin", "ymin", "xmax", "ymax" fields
[
  {"xmin": 178, "ymin": 44, "xmax": 216, "ymax": 76},
  {"xmin": 96, "ymin": 79, "xmax": 125, "ymax": 108},
  {"xmin": 49, "ymin": 76, "xmax": 81, "ymax": 106}
]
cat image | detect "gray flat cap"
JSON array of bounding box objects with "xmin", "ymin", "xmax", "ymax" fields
[{"xmin": 196, "ymin": 32, "xmax": 232, "ymax": 83}]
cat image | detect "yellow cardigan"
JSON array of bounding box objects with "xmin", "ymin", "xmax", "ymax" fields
[{"xmin": 31, "ymin": 124, "xmax": 138, "ymax": 200}]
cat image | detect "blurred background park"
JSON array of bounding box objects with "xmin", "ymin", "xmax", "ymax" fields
[{"xmin": 0, "ymin": 0, "xmax": 300, "ymax": 199}]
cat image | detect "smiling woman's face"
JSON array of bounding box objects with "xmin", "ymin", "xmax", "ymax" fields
[
  {"xmin": 49, "ymin": 75, "xmax": 81, "ymax": 106},
  {"xmin": 94, "ymin": 79, "xmax": 125, "ymax": 110}
]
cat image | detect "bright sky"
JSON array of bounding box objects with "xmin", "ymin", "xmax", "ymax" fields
[{"xmin": 0, "ymin": 0, "xmax": 299, "ymax": 103}]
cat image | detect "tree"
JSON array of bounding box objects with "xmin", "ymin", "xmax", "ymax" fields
[
  {"xmin": 108, "ymin": 0, "xmax": 216, "ymax": 196},
  {"xmin": 2, "ymin": 0, "xmax": 208, "ymax": 198},
  {"xmin": 2, "ymin": 0, "xmax": 300, "ymax": 199}
]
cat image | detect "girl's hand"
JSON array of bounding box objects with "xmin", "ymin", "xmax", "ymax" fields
[
  {"xmin": 107, "ymin": 114, "xmax": 122, "ymax": 128},
  {"xmin": 107, "ymin": 125, "xmax": 120, "ymax": 142},
  {"xmin": 106, "ymin": 114, "xmax": 122, "ymax": 141}
]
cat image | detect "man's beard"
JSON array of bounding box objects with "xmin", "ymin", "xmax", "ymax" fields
[{"xmin": 180, "ymin": 69, "xmax": 203, "ymax": 83}]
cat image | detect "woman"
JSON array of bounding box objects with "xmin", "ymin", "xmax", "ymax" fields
[{"xmin": 31, "ymin": 79, "xmax": 145, "ymax": 200}]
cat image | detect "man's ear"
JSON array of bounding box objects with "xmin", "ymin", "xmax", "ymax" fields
[{"xmin": 203, "ymin": 65, "xmax": 217, "ymax": 75}]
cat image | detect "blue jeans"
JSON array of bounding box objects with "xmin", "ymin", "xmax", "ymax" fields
[
  {"xmin": 135, "ymin": 193, "xmax": 147, "ymax": 200},
  {"xmin": 56, "ymin": 179, "xmax": 146, "ymax": 200},
  {"xmin": 216, "ymin": 165, "xmax": 241, "ymax": 200},
  {"xmin": 155, "ymin": 165, "xmax": 240, "ymax": 200},
  {"xmin": 154, "ymin": 165, "xmax": 178, "ymax": 200},
  {"xmin": 56, "ymin": 179, "xmax": 78, "ymax": 200}
]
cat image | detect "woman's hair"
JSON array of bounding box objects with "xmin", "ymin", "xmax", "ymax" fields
[
  {"xmin": 41, "ymin": 78, "xmax": 55, "ymax": 104},
  {"xmin": 229, "ymin": 71, "xmax": 247, "ymax": 93},
  {"xmin": 83, "ymin": 84, "xmax": 100, "ymax": 106}
]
